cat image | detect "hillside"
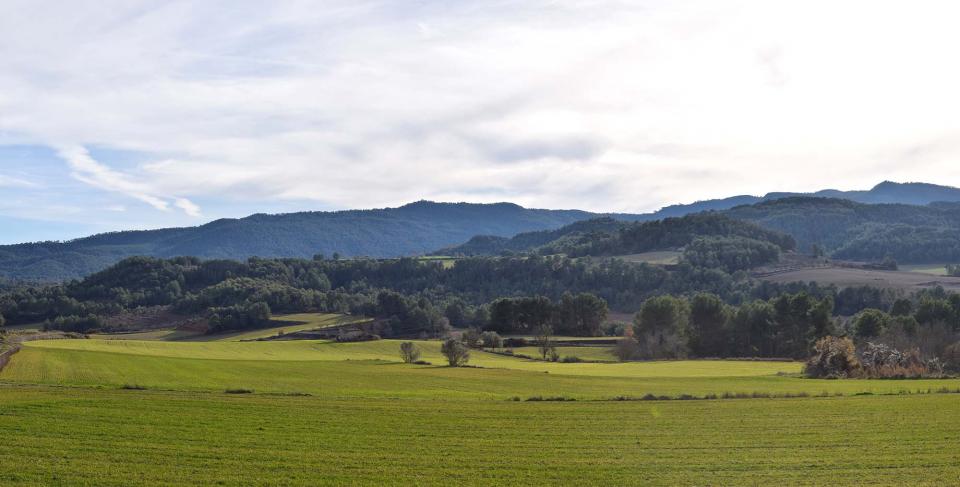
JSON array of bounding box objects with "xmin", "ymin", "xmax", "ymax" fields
[
  {"xmin": 725, "ymin": 197, "xmax": 960, "ymax": 262},
  {"xmin": 441, "ymin": 212, "xmax": 795, "ymax": 273},
  {"xmin": 0, "ymin": 202, "xmax": 639, "ymax": 282},
  {"xmin": 649, "ymin": 181, "xmax": 960, "ymax": 218},
  {"xmin": 445, "ymin": 196, "xmax": 960, "ymax": 265}
]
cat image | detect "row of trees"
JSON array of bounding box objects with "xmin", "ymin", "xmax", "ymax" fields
[
  {"xmin": 620, "ymin": 292, "xmax": 834, "ymax": 359},
  {"xmin": 485, "ymin": 293, "xmax": 608, "ymax": 336}
]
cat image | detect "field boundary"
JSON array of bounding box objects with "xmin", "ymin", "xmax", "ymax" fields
[{"xmin": 0, "ymin": 345, "xmax": 20, "ymax": 372}]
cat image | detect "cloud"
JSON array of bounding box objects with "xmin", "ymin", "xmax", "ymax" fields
[
  {"xmin": 56, "ymin": 145, "xmax": 201, "ymax": 216},
  {"xmin": 0, "ymin": 174, "xmax": 37, "ymax": 188},
  {"xmin": 0, "ymin": 0, "xmax": 960, "ymax": 219}
]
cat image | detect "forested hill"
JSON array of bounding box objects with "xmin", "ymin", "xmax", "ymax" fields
[
  {"xmin": 442, "ymin": 212, "xmax": 796, "ymax": 270},
  {"xmin": 649, "ymin": 181, "xmax": 960, "ymax": 218},
  {"xmin": 444, "ymin": 197, "xmax": 960, "ymax": 265},
  {"xmin": 726, "ymin": 197, "xmax": 960, "ymax": 262},
  {"xmin": 0, "ymin": 201, "xmax": 643, "ymax": 282}
]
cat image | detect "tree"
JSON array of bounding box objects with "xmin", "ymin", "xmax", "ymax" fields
[
  {"xmin": 943, "ymin": 342, "xmax": 960, "ymax": 372},
  {"xmin": 440, "ymin": 338, "xmax": 470, "ymax": 366},
  {"xmin": 633, "ymin": 295, "xmax": 688, "ymax": 358},
  {"xmin": 555, "ymin": 292, "xmax": 608, "ymax": 336},
  {"xmin": 852, "ymin": 309, "xmax": 890, "ymax": 338},
  {"xmin": 534, "ymin": 324, "xmax": 555, "ymax": 360},
  {"xmin": 0, "ymin": 311, "xmax": 5, "ymax": 328},
  {"xmin": 462, "ymin": 327, "xmax": 482, "ymax": 348},
  {"xmin": 399, "ymin": 342, "xmax": 421, "ymax": 363},
  {"xmin": 611, "ymin": 336, "xmax": 639, "ymax": 361},
  {"xmin": 687, "ymin": 293, "xmax": 727, "ymax": 357},
  {"xmin": 481, "ymin": 330, "xmax": 503, "ymax": 350},
  {"xmin": 890, "ymin": 298, "xmax": 913, "ymax": 317}
]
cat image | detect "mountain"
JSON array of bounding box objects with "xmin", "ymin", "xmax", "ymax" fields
[
  {"xmin": 647, "ymin": 181, "xmax": 960, "ymax": 218},
  {"xmin": 441, "ymin": 212, "xmax": 795, "ymax": 268},
  {"xmin": 443, "ymin": 196, "xmax": 960, "ymax": 265},
  {"xmin": 725, "ymin": 197, "xmax": 960, "ymax": 263},
  {"xmin": 0, "ymin": 201, "xmax": 642, "ymax": 282}
]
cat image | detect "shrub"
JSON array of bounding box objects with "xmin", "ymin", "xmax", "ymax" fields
[
  {"xmin": 399, "ymin": 342, "xmax": 421, "ymax": 363},
  {"xmin": 611, "ymin": 337, "xmax": 640, "ymax": 362},
  {"xmin": 804, "ymin": 336, "xmax": 860, "ymax": 378},
  {"xmin": 560, "ymin": 355, "xmax": 582, "ymax": 363},
  {"xmin": 943, "ymin": 342, "xmax": 960, "ymax": 373},
  {"xmin": 462, "ymin": 328, "xmax": 482, "ymax": 348},
  {"xmin": 440, "ymin": 338, "xmax": 470, "ymax": 367},
  {"xmin": 481, "ymin": 331, "xmax": 503, "ymax": 350},
  {"xmin": 225, "ymin": 388, "xmax": 254, "ymax": 394},
  {"xmin": 503, "ymin": 337, "xmax": 528, "ymax": 348}
]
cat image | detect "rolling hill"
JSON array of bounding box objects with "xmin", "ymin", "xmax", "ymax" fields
[{"xmin": 0, "ymin": 202, "xmax": 643, "ymax": 282}]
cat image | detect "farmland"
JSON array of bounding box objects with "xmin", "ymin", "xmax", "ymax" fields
[
  {"xmin": 1, "ymin": 385, "xmax": 960, "ymax": 485},
  {"xmin": 759, "ymin": 266, "xmax": 960, "ymax": 291},
  {"xmin": 3, "ymin": 316, "xmax": 960, "ymax": 484}
]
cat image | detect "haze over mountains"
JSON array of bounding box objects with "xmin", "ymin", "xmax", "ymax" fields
[{"xmin": 3, "ymin": 181, "xmax": 960, "ymax": 282}]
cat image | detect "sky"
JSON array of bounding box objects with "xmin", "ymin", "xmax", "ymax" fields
[{"xmin": 3, "ymin": 0, "xmax": 960, "ymax": 244}]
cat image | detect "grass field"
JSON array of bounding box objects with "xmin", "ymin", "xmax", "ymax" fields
[
  {"xmin": 1, "ymin": 386, "xmax": 958, "ymax": 486},
  {"xmin": 90, "ymin": 313, "xmax": 361, "ymax": 342},
  {"xmin": 760, "ymin": 266, "xmax": 960, "ymax": 291},
  {"xmin": 899, "ymin": 264, "xmax": 950, "ymax": 276},
  {"xmin": 4, "ymin": 314, "xmax": 960, "ymax": 485},
  {"xmin": 613, "ymin": 250, "xmax": 682, "ymax": 265}
]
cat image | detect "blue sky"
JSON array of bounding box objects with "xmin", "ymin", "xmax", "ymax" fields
[{"xmin": 3, "ymin": 0, "xmax": 960, "ymax": 244}]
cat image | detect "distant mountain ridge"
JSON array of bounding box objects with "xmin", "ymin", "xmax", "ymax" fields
[
  {"xmin": 4, "ymin": 181, "xmax": 960, "ymax": 282},
  {"xmin": 649, "ymin": 181, "xmax": 960, "ymax": 218},
  {"xmin": 0, "ymin": 201, "xmax": 645, "ymax": 282}
]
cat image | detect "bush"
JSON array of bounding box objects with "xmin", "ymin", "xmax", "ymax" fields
[
  {"xmin": 399, "ymin": 342, "xmax": 421, "ymax": 363},
  {"xmin": 943, "ymin": 342, "xmax": 960, "ymax": 372},
  {"xmin": 611, "ymin": 337, "xmax": 640, "ymax": 362},
  {"xmin": 804, "ymin": 336, "xmax": 860, "ymax": 378},
  {"xmin": 481, "ymin": 331, "xmax": 503, "ymax": 350},
  {"xmin": 503, "ymin": 337, "xmax": 528, "ymax": 348},
  {"xmin": 440, "ymin": 338, "xmax": 470, "ymax": 367},
  {"xmin": 461, "ymin": 328, "xmax": 482, "ymax": 348},
  {"xmin": 560, "ymin": 355, "xmax": 582, "ymax": 363}
]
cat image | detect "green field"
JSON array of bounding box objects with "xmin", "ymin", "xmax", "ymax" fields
[
  {"xmin": 899, "ymin": 264, "xmax": 950, "ymax": 276},
  {"xmin": 3, "ymin": 313, "xmax": 960, "ymax": 485},
  {"xmin": 1, "ymin": 386, "xmax": 958, "ymax": 485}
]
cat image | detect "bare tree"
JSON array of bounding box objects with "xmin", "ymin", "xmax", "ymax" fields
[
  {"xmin": 461, "ymin": 328, "xmax": 482, "ymax": 348},
  {"xmin": 481, "ymin": 331, "xmax": 503, "ymax": 350},
  {"xmin": 534, "ymin": 325, "xmax": 555, "ymax": 361},
  {"xmin": 611, "ymin": 336, "xmax": 640, "ymax": 362},
  {"xmin": 399, "ymin": 342, "xmax": 421, "ymax": 363},
  {"xmin": 440, "ymin": 338, "xmax": 470, "ymax": 367}
]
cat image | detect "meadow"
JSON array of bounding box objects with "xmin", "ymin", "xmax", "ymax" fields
[
  {"xmin": 3, "ymin": 314, "xmax": 960, "ymax": 485},
  {"xmin": 1, "ymin": 386, "xmax": 958, "ymax": 486}
]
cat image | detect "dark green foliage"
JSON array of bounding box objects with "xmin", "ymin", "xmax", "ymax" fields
[
  {"xmin": 686, "ymin": 293, "xmax": 727, "ymax": 357},
  {"xmin": 44, "ymin": 314, "xmax": 103, "ymax": 333},
  {"xmin": 852, "ymin": 309, "xmax": 891, "ymax": 338},
  {"xmin": 682, "ymin": 236, "xmax": 781, "ymax": 272},
  {"xmin": 206, "ymin": 301, "xmax": 272, "ymax": 334},
  {"xmin": 0, "ymin": 202, "xmax": 614, "ymax": 281},
  {"xmin": 726, "ymin": 197, "xmax": 960, "ymax": 263},
  {"xmin": 486, "ymin": 293, "xmax": 608, "ymax": 336},
  {"xmin": 447, "ymin": 212, "xmax": 795, "ymax": 260}
]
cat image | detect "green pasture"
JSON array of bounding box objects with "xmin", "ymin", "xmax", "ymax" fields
[
  {"xmin": 0, "ymin": 386, "xmax": 958, "ymax": 486},
  {"xmin": 6, "ymin": 338, "xmax": 959, "ymax": 400}
]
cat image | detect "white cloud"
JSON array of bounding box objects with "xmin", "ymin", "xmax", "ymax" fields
[
  {"xmin": 56, "ymin": 144, "xmax": 200, "ymax": 216},
  {"xmin": 0, "ymin": 174, "xmax": 37, "ymax": 188},
  {"xmin": 1, "ymin": 0, "xmax": 960, "ymax": 215}
]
